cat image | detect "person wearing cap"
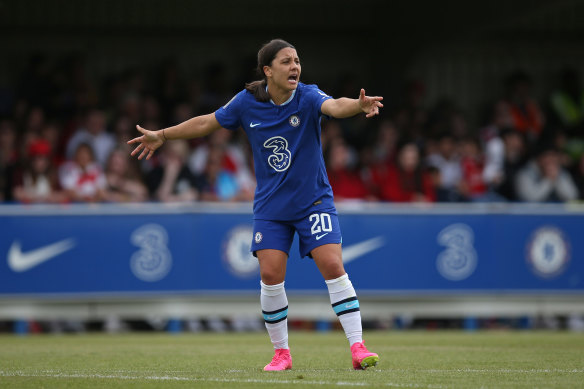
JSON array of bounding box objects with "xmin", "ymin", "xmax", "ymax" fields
[{"xmin": 13, "ymin": 139, "xmax": 66, "ymax": 203}]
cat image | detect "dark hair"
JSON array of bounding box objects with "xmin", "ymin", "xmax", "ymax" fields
[{"xmin": 245, "ymin": 39, "xmax": 295, "ymax": 102}]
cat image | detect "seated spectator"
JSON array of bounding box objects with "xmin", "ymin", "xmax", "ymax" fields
[
  {"xmin": 66, "ymin": 109, "xmax": 116, "ymax": 167},
  {"xmin": 479, "ymin": 100, "xmax": 515, "ymax": 145},
  {"xmin": 40, "ymin": 121, "xmax": 67, "ymax": 166},
  {"xmin": 13, "ymin": 139, "xmax": 65, "ymax": 203},
  {"xmin": 146, "ymin": 139, "xmax": 200, "ymax": 202},
  {"xmin": 198, "ymin": 144, "xmax": 254, "ymax": 202},
  {"xmin": 426, "ymin": 133, "xmax": 463, "ymax": 201},
  {"xmin": 515, "ymin": 144, "xmax": 579, "ymax": 202},
  {"xmin": 484, "ymin": 129, "xmax": 527, "ymax": 201},
  {"xmin": 111, "ymin": 115, "xmax": 134, "ymax": 149},
  {"xmin": 426, "ymin": 166, "xmax": 460, "ymax": 202},
  {"xmin": 19, "ymin": 106, "xmax": 46, "ymax": 159},
  {"xmin": 188, "ymin": 128, "xmax": 255, "ymax": 197},
  {"xmin": 371, "ymin": 120, "xmax": 400, "ymax": 166},
  {"xmin": 59, "ymin": 142, "xmax": 108, "ymax": 202},
  {"xmin": 104, "ymin": 147, "xmax": 148, "ymax": 202},
  {"xmin": 503, "ymin": 70, "xmax": 545, "ymax": 143},
  {"xmin": 373, "ymin": 141, "xmax": 435, "ymax": 203},
  {"xmin": 459, "ymin": 137, "xmax": 489, "ymax": 201},
  {"xmin": 321, "ymin": 120, "xmax": 344, "ymax": 157},
  {"xmin": 326, "ymin": 138, "xmax": 372, "ymax": 202}
]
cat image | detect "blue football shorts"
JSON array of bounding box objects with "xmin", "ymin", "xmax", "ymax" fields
[{"xmin": 251, "ymin": 211, "xmax": 342, "ymax": 258}]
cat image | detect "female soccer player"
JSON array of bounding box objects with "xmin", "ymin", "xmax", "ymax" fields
[{"xmin": 128, "ymin": 39, "xmax": 383, "ymax": 371}]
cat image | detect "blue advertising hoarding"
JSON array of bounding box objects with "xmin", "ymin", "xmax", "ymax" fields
[{"xmin": 0, "ymin": 203, "xmax": 582, "ymax": 296}]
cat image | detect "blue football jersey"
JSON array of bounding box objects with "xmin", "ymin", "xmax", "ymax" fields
[{"xmin": 215, "ymin": 82, "xmax": 336, "ymax": 220}]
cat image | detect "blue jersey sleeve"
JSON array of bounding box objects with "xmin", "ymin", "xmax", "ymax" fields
[
  {"xmin": 214, "ymin": 90, "xmax": 245, "ymax": 130},
  {"xmin": 303, "ymin": 84, "xmax": 333, "ymax": 115}
]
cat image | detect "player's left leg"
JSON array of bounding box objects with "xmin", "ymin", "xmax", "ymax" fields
[
  {"xmin": 252, "ymin": 219, "xmax": 295, "ymax": 371},
  {"xmin": 311, "ymin": 243, "xmax": 379, "ymax": 370}
]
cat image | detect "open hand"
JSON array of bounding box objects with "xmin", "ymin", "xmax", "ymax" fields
[
  {"xmin": 358, "ymin": 89, "xmax": 384, "ymax": 118},
  {"xmin": 127, "ymin": 125, "xmax": 165, "ymax": 160}
]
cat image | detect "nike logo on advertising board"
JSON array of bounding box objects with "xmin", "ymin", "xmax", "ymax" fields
[
  {"xmin": 7, "ymin": 239, "xmax": 76, "ymax": 272},
  {"xmin": 250, "ymin": 122, "xmax": 261, "ymax": 128},
  {"xmin": 316, "ymin": 233, "xmax": 329, "ymax": 240},
  {"xmin": 342, "ymin": 236, "xmax": 385, "ymax": 264}
]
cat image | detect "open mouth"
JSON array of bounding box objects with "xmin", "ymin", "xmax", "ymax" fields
[{"xmin": 288, "ymin": 74, "xmax": 298, "ymax": 84}]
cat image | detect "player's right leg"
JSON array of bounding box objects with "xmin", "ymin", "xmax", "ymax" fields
[
  {"xmin": 257, "ymin": 249, "xmax": 292, "ymax": 371},
  {"xmin": 252, "ymin": 220, "xmax": 294, "ymax": 371}
]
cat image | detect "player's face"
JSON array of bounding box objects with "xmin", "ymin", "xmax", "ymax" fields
[{"xmin": 264, "ymin": 47, "xmax": 301, "ymax": 92}]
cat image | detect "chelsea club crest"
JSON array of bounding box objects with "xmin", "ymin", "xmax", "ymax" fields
[
  {"xmin": 222, "ymin": 225, "xmax": 259, "ymax": 279},
  {"xmin": 526, "ymin": 226, "xmax": 570, "ymax": 278},
  {"xmin": 288, "ymin": 115, "xmax": 300, "ymax": 127}
]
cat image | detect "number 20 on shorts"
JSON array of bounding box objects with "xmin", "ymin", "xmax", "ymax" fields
[{"xmin": 309, "ymin": 213, "xmax": 332, "ymax": 235}]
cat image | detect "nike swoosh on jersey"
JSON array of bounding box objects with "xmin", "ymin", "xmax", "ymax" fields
[
  {"xmin": 7, "ymin": 238, "xmax": 76, "ymax": 272},
  {"xmin": 250, "ymin": 122, "xmax": 261, "ymax": 128},
  {"xmin": 316, "ymin": 233, "xmax": 329, "ymax": 240},
  {"xmin": 342, "ymin": 236, "xmax": 385, "ymax": 264}
]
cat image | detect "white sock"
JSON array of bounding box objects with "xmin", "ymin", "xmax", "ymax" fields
[
  {"xmin": 260, "ymin": 280, "xmax": 289, "ymax": 350},
  {"xmin": 325, "ymin": 273, "xmax": 363, "ymax": 346}
]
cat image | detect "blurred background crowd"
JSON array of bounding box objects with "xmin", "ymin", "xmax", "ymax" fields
[
  {"xmin": 1, "ymin": 0, "xmax": 584, "ymax": 337},
  {"xmin": 1, "ymin": 55, "xmax": 583, "ymax": 205},
  {"xmin": 1, "ymin": 0, "xmax": 583, "ymax": 206}
]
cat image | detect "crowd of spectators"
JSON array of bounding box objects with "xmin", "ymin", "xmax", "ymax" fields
[
  {"xmin": 1, "ymin": 53, "xmax": 583, "ymax": 205},
  {"xmin": 325, "ymin": 69, "xmax": 584, "ymax": 204}
]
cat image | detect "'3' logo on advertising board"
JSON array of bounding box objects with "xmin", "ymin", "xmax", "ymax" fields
[
  {"xmin": 436, "ymin": 223, "xmax": 478, "ymax": 281},
  {"xmin": 130, "ymin": 224, "xmax": 172, "ymax": 282}
]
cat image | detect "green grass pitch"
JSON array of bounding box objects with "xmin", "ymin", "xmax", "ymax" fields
[{"xmin": 1, "ymin": 331, "xmax": 583, "ymax": 388}]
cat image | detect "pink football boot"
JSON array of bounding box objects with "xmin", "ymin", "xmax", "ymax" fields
[
  {"xmin": 264, "ymin": 348, "xmax": 292, "ymax": 371},
  {"xmin": 350, "ymin": 341, "xmax": 379, "ymax": 370}
]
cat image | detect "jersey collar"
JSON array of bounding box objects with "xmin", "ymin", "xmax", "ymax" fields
[{"xmin": 266, "ymin": 85, "xmax": 297, "ymax": 106}]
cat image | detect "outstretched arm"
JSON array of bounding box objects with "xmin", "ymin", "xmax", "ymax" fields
[
  {"xmin": 321, "ymin": 88, "xmax": 383, "ymax": 119},
  {"xmin": 127, "ymin": 113, "xmax": 222, "ymax": 160}
]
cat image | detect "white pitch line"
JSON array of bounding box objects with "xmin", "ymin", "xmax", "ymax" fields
[
  {"xmin": 0, "ymin": 370, "xmax": 444, "ymax": 388},
  {"xmin": 2, "ymin": 368, "xmax": 582, "ymax": 388},
  {"xmin": 418, "ymin": 369, "xmax": 584, "ymax": 374},
  {"xmin": 270, "ymin": 368, "xmax": 584, "ymax": 374}
]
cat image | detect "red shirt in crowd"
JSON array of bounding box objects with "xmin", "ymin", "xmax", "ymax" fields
[
  {"xmin": 460, "ymin": 156, "xmax": 487, "ymax": 198},
  {"xmin": 328, "ymin": 168, "xmax": 370, "ymax": 201},
  {"xmin": 372, "ymin": 163, "xmax": 435, "ymax": 202}
]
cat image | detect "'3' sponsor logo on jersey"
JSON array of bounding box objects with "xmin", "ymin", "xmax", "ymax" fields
[{"xmin": 263, "ymin": 136, "xmax": 291, "ymax": 172}]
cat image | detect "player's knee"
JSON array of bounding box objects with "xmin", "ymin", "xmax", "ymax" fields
[
  {"xmin": 327, "ymin": 264, "xmax": 346, "ymax": 279},
  {"xmin": 319, "ymin": 258, "xmax": 345, "ymax": 280},
  {"xmin": 260, "ymin": 268, "xmax": 285, "ymax": 285}
]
